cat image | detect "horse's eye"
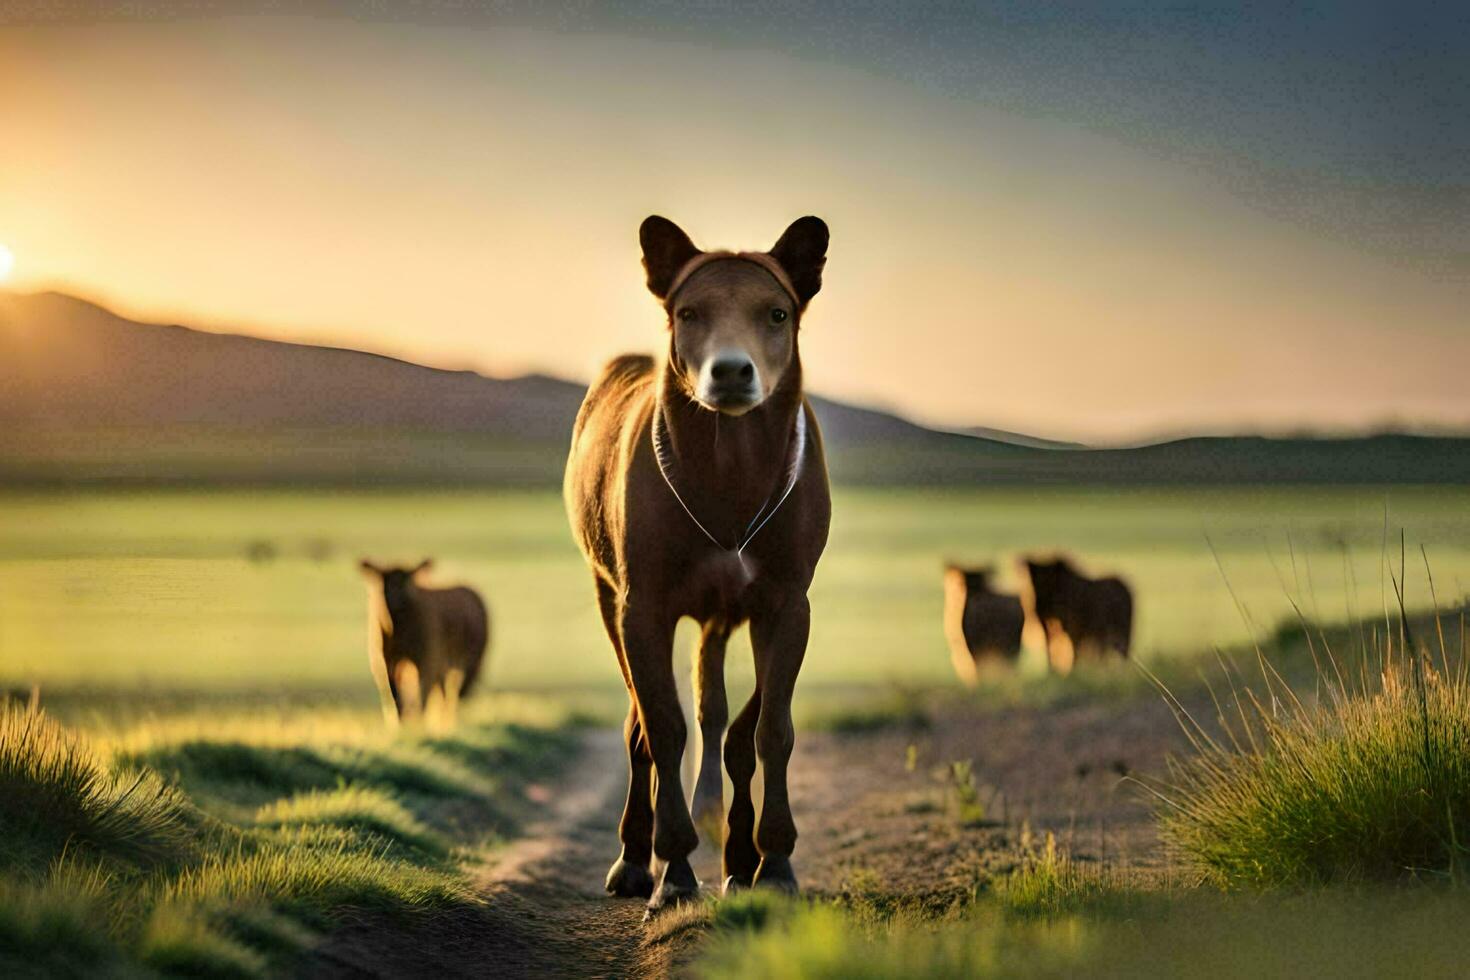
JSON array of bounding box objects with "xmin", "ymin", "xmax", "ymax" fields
[
  {"xmin": 676, "ymin": 308, "xmax": 698, "ymax": 322},
  {"xmin": 770, "ymin": 308, "xmax": 789, "ymax": 325}
]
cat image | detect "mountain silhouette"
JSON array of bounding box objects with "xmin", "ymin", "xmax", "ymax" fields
[{"xmin": 2, "ymin": 290, "xmax": 1466, "ymax": 486}]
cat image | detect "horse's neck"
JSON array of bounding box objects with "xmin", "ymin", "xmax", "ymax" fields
[{"xmin": 656, "ymin": 361, "xmax": 802, "ymax": 545}]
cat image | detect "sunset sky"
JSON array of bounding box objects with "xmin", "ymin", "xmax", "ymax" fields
[{"xmin": 2, "ymin": 2, "xmax": 1467, "ymax": 442}]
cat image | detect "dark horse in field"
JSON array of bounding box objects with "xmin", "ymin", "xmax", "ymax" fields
[
  {"xmin": 564, "ymin": 215, "xmax": 832, "ymax": 916},
  {"xmin": 943, "ymin": 563, "xmax": 1024, "ymax": 685},
  {"xmin": 1021, "ymin": 555, "xmax": 1132, "ymax": 671},
  {"xmin": 359, "ymin": 559, "xmax": 489, "ymax": 723}
]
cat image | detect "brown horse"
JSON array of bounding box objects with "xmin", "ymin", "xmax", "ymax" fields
[
  {"xmin": 564, "ymin": 215, "xmax": 831, "ymax": 916},
  {"xmin": 942, "ymin": 563, "xmax": 1024, "ymax": 685},
  {"xmin": 1020, "ymin": 555, "xmax": 1132, "ymax": 670},
  {"xmin": 359, "ymin": 559, "xmax": 489, "ymax": 722}
]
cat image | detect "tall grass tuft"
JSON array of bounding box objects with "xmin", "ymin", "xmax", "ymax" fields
[
  {"xmin": 0, "ymin": 704, "xmax": 201, "ymax": 874},
  {"xmin": 0, "ymin": 861, "xmax": 122, "ymax": 972},
  {"xmin": 1156, "ymin": 587, "xmax": 1470, "ymax": 886}
]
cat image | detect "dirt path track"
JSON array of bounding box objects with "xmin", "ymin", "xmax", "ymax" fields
[
  {"xmin": 466, "ymin": 729, "xmax": 700, "ymax": 978},
  {"xmin": 303, "ymin": 693, "xmax": 1190, "ymax": 978},
  {"xmin": 301, "ymin": 730, "xmax": 700, "ymax": 979}
]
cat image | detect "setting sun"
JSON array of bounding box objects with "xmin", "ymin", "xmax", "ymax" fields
[{"xmin": 0, "ymin": 243, "xmax": 13, "ymax": 283}]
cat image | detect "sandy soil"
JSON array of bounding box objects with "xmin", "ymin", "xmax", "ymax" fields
[{"xmin": 791, "ymin": 694, "xmax": 1195, "ymax": 904}]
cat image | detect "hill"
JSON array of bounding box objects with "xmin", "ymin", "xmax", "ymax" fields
[
  {"xmin": 955, "ymin": 425, "xmax": 1086, "ymax": 450},
  {"xmin": 2, "ymin": 290, "xmax": 1466, "ymax": 487}
]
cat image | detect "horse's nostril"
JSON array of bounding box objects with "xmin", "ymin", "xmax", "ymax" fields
[{"xmin": 711, "ymin": 358, "xmax": 754, "ymax": 385}]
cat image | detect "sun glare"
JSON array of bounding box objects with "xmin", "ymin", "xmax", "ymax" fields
[{"xmin": 0, "ymin": 243, "xmax": 13, "ymax": 283}]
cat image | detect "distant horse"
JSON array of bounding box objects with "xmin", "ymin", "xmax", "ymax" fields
[
  {"xmin": 942, "ymin": 563, "xmax": 1024, "ymax": 685},
  {"xmin": 359, "ymin": 559, "xmax": 489, "ymax": 723},
  {"xmin": 1020, "ymin": 555, "xmax": 1132, "ymax": 672}
]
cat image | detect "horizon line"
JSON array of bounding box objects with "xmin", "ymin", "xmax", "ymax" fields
[{"xmin": 7, "ymin": 283, "xmax": 1470, "ymax": 450}]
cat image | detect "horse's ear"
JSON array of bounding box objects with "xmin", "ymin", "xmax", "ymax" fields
[
  {"xmin": 411, "ymin": 558, "xmax": 434, "ymax": 577},
  {"xmin": 359, "ymin": 559, "xmax": 383, "ymax": 577},
  {"xmin": 768, "ymin": 216, "xmax": 829, "ymax": 309},
  {"xmin": 639, "ymin": 215, "xmax": 701, "ymax": 301}
]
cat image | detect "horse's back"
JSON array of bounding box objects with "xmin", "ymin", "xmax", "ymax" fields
[{"xmin": 564, "ymin": 354, "xmax": 657, "ymax": 580}]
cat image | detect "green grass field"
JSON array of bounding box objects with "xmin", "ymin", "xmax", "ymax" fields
[
  {"xmin": 4, "ymin": 485, "xmax": 1469, "ymax": 976},
  {"xmin": 0, "ymin": 692, "xmax": 579, "ymax": 977},
  {"xmin": 3, "ymin": 487, "xmax": 1468, "ymax": 706}
]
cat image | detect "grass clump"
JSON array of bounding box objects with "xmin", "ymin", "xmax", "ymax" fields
[
  {"xmin": 138, "ymin": 904, "xmax": 269, "ymax": 980},
  {"xmin": 161, "ymin": 840, "xmax": 472, "ymax": 926},
  {"xmin": 1158, "ymin": 605, "xmax": 1470, "ymax": 886},
  {"xmin": 0, "ymin": 864, "xmax": 124, "ymax": 975},
  {"xmin": 944, "ymin": 760, "xmax": 987, "ymax": 827},
  {"xmin": 0, "ymin": 706, "xmax": 201, "ymax": 874},
  {"xmin": 123, "ymin": 738, "xmax": 490, "ymax": 821},
  {"xmin": 996, "ymin": 833, "xmax": 1132, "ymax": 919},
  {"xmin": 254, "ymin": 786, "xmax": 449, "ymax": 859}
]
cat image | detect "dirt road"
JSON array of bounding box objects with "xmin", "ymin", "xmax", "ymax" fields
[{"xmin": 302, "ymin": 694, "xmax": 1191, "ymax": 978}]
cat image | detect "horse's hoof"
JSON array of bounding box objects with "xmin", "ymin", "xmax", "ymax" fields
[
  {"xmin": 721, "ymin": 874, "xmax": 751, "ymax": 897},
  {"xmin": 752, "ymin": 855, "xmax": 799, "ymax": 894},
  {"xmin": 644, "ymin": 859, "xmax": 699, "ymax": 919},
  {"xmin": 605, "ymin": 858, "xmax": 654, "ymax": 898}
]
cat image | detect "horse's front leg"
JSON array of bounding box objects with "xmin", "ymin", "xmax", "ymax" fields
[
  {"xmin": 621, "ymin": 599, "xmax": 699, "ymax": 917},
  {"xmin": 749, "ymin": 589, "xmax": 810, "ymax": 892},
  {"xmin": 596, "ymin": 579, "xmax": 654, "ymax": 898}
]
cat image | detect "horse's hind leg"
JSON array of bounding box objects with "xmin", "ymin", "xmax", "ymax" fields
[
  {"xmin": 691, "ymin": 620, "xmax": 730, "ymax": 841},
  {"xmin": 607, "ymin": 697, "xmax": 655, "ymax": 898},
  {"xmin": 597, "ymin": 579, "xmax": 654, "ymax": 898},
  {"xmin": 722, "ymin": 686, "xmax": 761, "ymax": 892}
]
